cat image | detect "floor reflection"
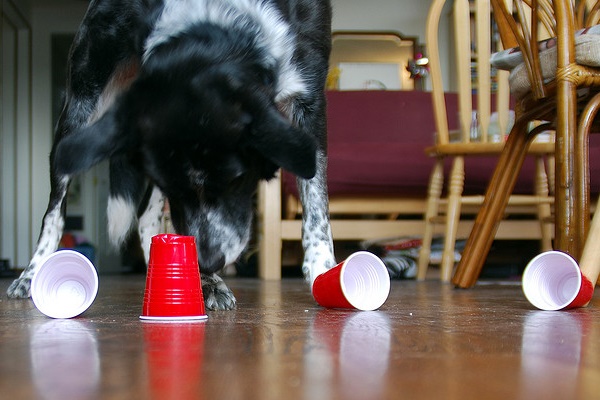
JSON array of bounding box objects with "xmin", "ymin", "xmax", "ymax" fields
[
  {"xmin": 30, "ymin": 319, "xmax": 100, "ymax": 400},
  {"xmin": 306, "ymin": 310, "xmax": 392, "ymax": 400},
  {"xmin": 520, "ymin": 311, "xmax": 589, "ymax": 398},
  {"xmin": 142, "ymin": 321, "xmax": 206, "ymax": 400}
]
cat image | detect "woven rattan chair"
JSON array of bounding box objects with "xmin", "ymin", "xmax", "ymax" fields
[
  {"xmin": 454, "ymin": 0, "xmax": 600, "ymax": 288},
  {"xmin": 417, "ymin": 0, "xmax": 555, "ymax": 281}
]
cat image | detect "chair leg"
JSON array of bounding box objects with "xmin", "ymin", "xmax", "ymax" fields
[
  {"xmin": 554, "ymin": 59, "xmax": 579, "ymax": 257},
  {"xmin": 417, "ymin": 159, "xmax": 444, "ymax": 280},
  {"xmin": 258, "ymin": 176, "xmax": 283, "ymax": 280},
  {"xmin": 452, "ymin": 121, "xmax": 533, "ymax": 288},
  {"xmin": 441, "ymin": 156, "xmax": 465, "ymax": 282},
  {"xmin": 573, "ymin": 92, "xmax": 600, "ymax": 259},
  {"xmin": 534, "ymin": 156, "xmax": 553, "ymax": 252},
  {"xmin": 546, "ymin": 155, "xmax": 555, "ymax": 195}
]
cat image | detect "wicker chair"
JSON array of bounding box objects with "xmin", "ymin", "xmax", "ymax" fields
[
  {"xmin": 417, "ymin": 0, "xmax": 555, "ymax": 282},
  {"xmin": 454, "ymin": 0, "xmax": 600, "ymax": 288}
]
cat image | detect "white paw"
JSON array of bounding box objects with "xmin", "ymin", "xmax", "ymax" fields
[{"xmin": 7, "ymin": 277, "xmax": 32, "ymax": 298}]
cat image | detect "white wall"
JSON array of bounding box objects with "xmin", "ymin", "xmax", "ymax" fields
[
  {"xmin": 1, "ymin": 0, "xmax": 33, "ymax": 267},
  {"xmin": 332, "ymin": 0, "xmax": 452, "ymax": 92},
  {"xmin": 332, "ymin": 0, "xmax": 430, "ymax": 41}
]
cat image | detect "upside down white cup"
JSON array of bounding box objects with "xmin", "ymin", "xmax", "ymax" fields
[
  {"xmin": 522, "ymin": 251, "xmax": 583, "ymax": 311},
  {"xmin": 31, "ymin": 250, "xmax": 99, "ymax": 319},
  {"xmin": 312, "ymin": 251, "xmax": 391, "ymax": 311}
]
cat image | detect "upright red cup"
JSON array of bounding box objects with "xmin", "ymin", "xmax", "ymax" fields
[
  {"xmin": 140, "ymin": 234, "xmax": 207, "ymax": 321},
  {"xmin": 312, "ymin": 251, "xmax": 391, "ymax": 311}
]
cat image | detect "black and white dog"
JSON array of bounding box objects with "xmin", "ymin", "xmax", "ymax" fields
[{"xmin": 7, "ymin": 0, "xmax": 336, "ymax": 310}]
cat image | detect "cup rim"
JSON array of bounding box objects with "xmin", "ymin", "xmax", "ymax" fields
[
  {"xmin": 522, "ymin": 250, "xmax": 581, "ymax": 311},
  {"xmin": 139, "ymin": 315, "xmax": 208, "ymax": 322},
  {"xmin": 151, "ymin": 234, "xmax": 196, "ymax": 245},
  {"xmin": 31, "ymin": 250, "xmax": 98, "ymax": 319},
  {"xmin": 340, "ymin": 251, "xmax": 391, "ymax": 311}
]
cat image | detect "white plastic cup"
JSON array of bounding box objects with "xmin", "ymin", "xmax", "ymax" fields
[
  {"xmin": 31, "ymin": 250, "xmax": 99, "ymax": 318},
  {"xmin": 312, "ymin": 251, "xmax": 391, "ymax": 311},
  {"xmin": 522, "ymin": 251, "xmax": 582, "ymax": 311}
]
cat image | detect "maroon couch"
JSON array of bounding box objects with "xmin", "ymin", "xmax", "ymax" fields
[
  {"xmin": 284, "ymin": 90, "xmax": 600, "ymax": 199},
  {"xmin": 261, "ymin": 90, "xmax": 600, "ymax": 280}
]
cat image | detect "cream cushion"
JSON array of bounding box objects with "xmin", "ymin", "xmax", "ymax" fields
[{"xmin": 490, "ymin": 26, "xmax": 600, "ymax": 98}]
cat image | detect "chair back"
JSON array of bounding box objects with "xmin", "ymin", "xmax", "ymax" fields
[
  {"xmin": 492, "ymin": 0, "xmax": 560, "ymax": 101},
  {"xmin": 491, "ymin": 1, "xmax": 600, "ymax": 98},
  {"xmin": 427, "ymin": 0, "xmax": 512, "ymax": 146}
]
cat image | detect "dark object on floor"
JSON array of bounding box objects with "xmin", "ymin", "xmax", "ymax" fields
[{"xmin": 0, "ymin": 259, "xmax": 18, "ymax": 278}]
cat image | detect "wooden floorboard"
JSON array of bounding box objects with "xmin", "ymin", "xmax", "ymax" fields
[{"xmin": 1, "ymin": 275, "xmax": 599, "ymax": 399}]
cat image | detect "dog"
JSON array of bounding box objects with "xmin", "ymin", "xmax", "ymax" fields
[{"xmin": 7, "ymin": 0, "xmax": 336, "ymax": 310}]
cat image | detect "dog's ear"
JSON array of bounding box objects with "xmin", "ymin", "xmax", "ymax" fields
[
  {"xmin": 53, "ymin": 103, "xmax": 131, "ymax": 175},
  {"xmin": 250, "ymin": 106, "xmax": 318, "ymax": 179},
  {"xmin": 192, "ymin": 65, "xmax": 318, "ymax": 179}
]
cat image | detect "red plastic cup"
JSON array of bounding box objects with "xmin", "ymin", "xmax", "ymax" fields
[
  {"xmin": 140, "ymin": 234, "xmax": 207, "ymax": 321},
  {"xmin": 522, "ymin": 251, "xmax": 592, "ymax": 311},
  {"xmin": 312, "ymin": 251, "xmax": 390, "ymax": 310}
]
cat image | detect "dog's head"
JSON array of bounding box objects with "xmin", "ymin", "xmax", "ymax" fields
[
  {"xmin": 55, "ymin": 27, "xmax": 318, "ymax": 271},
  {"xmin": 56, "ymin": 52, "xmax": 317, "ymax": 180}
]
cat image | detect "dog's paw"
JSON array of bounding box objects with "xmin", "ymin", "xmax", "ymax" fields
[
  {"xmin": 7, "ymin": 277, "xmax": 32, "ymax": 298},
  {"xmin": 302, "ymin": 244, "xmax": 336, "ymax": 285},
  {"xmin": 202, "ymin": 273, "xmax": 236, "ymax": 310}
]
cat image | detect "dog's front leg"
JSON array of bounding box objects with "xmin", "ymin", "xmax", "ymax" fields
[
  {"xmin": 7, "ymin": 176, "xmax": 70, "ymax": 298},
  {"xmin": 137, "ymin": 185, "xmax": 166, "ymax": 263},
  {"xmin": 298, "ymin": 148, "xmax": 336, "ymax": 286}
]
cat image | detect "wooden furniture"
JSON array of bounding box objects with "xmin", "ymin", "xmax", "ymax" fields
[
  {"xmin": 453, "ymin": 0, "xmax": 600, "ymax": 288},
  {"xmin": 257, "ymin": 90, "xmax": 556, "ymax": 280},
  {"xmin": 258, "ymin": 91, "xmax": 438, "ymax": 280},
  {"xmin": 417, "ymin": 0, "xmax": 555, "ymax": 282}
]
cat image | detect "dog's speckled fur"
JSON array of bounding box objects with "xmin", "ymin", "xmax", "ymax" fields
[{"xmin": 8, "ymin": 0, "xmax": 335, "ymax": 309}]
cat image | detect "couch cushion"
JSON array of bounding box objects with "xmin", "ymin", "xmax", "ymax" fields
[{"xmin": 282, "ymin": 90, "xmax": 572, "ymax": 199}]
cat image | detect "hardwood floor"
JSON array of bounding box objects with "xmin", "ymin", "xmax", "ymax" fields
[{"xmin": 1, "ymin": 275, "xmax": 599, "ymax": 399}]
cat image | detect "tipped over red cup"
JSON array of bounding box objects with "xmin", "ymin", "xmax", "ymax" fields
[
  {"xmin": 522, "ymin": 251, "xmax": 595, "ymax": 311},
  {"xmin": 140, "ymin": 234, "xmax": 207, "ymax": 321},
  {"xmin": 312, "ymin": 251, "xmax": 391, "ymax": 311}
]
